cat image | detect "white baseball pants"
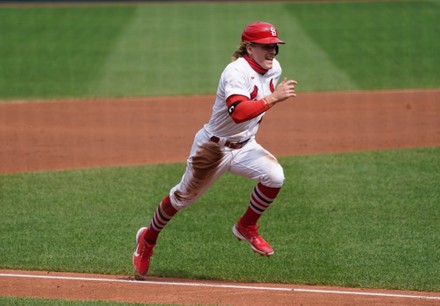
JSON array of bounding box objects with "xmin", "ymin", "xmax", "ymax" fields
[{"xmin": 169, "ymin": 128, "xmax": 285, "ymax": 210}]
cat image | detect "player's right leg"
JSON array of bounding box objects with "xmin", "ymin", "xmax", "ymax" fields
[
  {"xmin": 132, "ymin": 227, "xmax": 154, "ymax": 276},
  {"xmin": 133, "ymin": 195, "xmax": 177, "ymax": 276},
  {"xmin": 133, "ymin": 129, "xmax": 229, "ymax": 276}
]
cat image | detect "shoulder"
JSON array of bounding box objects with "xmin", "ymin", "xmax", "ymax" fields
[
  {"xmin": 224, "ymin": 57, "xmax": 249, "ymax": 72},
  {"xmin": 222, "ymin": 58, "xmax": 252, "ymax": 79}
]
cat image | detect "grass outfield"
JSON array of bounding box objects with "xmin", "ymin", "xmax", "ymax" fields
[
  {"xmin": 0, "ymin": 1, "xmax": 439, "ymax": 100},
  {"xmin": 1, "ymin": 147, "xmax": 439, "ymax": 292}
]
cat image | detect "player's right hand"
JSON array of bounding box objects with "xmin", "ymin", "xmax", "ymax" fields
[{"xmin": 266, "ymin": 77, "xmax": 297, "ymax": 106}]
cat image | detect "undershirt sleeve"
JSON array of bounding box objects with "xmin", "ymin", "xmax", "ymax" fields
[{"xmin": 226, "ymin": 94, "xmax": 270, "ymax": 124}]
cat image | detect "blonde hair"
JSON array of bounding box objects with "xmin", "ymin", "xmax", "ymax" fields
[{"xmin": 231, "ymin": 42, "xmax": 251, "ymax": 61}]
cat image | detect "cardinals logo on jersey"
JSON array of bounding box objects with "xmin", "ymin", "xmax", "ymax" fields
[
  {"xmin": 250, "ymin": 85, "xmax": 258, "ymax": 100},
  {"xmin": 269, "ymin": 79, "xmax": 275, "ymax": 93}
]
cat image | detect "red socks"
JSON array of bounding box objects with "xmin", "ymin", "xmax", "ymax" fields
[
  {"xmin": 144, "ymin": 184, "xmax": 280, "ymax": 244},
  {"xmin": 144, "ymin": 196, "xmax": 177, "ymax": 244},
  {"xmin": 239, "ymin": 183, "xmax": 281, "ymax": 227}
]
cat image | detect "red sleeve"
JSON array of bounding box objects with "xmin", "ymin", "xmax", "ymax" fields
[{"xmin": 226, "ymin": 95, "xmax": 270, "ymax": 124}]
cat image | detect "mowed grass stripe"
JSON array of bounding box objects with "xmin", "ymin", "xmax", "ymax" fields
[
  {"xmin": 94, "ymin": 3, "xmax": 357, "ymax": 97},
  {"xmin": 0, "ymin": 2, "xmax": 439, "ymax": 100}
]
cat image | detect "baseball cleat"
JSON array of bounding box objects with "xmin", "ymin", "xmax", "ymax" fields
[
  {"xmin": 232, "ymin": 223, "xmax": 274, "ymax": 256},
  {"xmin": 132, "ymin": 227, "xmax": 155, "ymax": 276}
]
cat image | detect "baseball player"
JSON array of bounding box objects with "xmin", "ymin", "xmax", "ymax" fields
[{"xmin": 133, "ymin": 21, "xmax": 297, "ymax": 276}]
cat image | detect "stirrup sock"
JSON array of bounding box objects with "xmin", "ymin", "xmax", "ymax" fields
[
  {"xmin": 144, "ymin": 196, "xmax": 177, "ymax": 244},
  {"xmin": 240, "ymin": 183, "xmax": 281, "ymax": 227}
]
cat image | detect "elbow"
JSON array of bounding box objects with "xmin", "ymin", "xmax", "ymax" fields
[{"xmin": 230, "ymin": 113, "xmax": 246, "ymax": 124}]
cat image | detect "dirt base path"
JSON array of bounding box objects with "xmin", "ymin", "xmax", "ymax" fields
[
  {"xmin": 1, "ymin": 270, "xmax": 440, "ymax": 305},
  {"xmin": 1, "ymin": 89, "xmax": 439, "ymax": 174},
  {"xmin": 1, "ymin": 89, "xmax": 440, "ymax": 305}
]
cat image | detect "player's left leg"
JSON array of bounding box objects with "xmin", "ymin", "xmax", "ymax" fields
[{"xmin": 229, "ymin": 140, "xmax": 285, "ymax": 256}]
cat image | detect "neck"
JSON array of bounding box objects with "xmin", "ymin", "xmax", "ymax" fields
[{"xmin": 244, "ymin": 54, "xmax": 268, "ymax": 75}]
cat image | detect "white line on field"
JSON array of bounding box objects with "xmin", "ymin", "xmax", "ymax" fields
[{"xmin": 1, "ymin": 273, "xmax": 439, "ymax": 301}]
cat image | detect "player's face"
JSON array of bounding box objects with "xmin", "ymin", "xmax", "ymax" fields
[{"xmin": 248, "ymin": 43, "xmax": 278, "ymax": 70}]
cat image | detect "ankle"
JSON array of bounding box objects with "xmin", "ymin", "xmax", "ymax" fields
[{"xmin": 143, "ymin": 226, "xmax": 158, "ymax": 245}]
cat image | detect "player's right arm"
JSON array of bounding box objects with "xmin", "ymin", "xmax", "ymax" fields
[
  {"xmin": 226, "ymin": 78, "xmax": 297, "ymax": 124},
  {"xmin": 226, "ymin": 95, "xmax": 270, "ymax": 124}
]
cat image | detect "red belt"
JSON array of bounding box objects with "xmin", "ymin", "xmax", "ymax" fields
[{"xmin": 210, "ymin": 136, "xmax": 250, "ymax": 149}]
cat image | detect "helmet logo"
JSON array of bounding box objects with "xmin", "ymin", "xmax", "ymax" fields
[{"xmin": 270, "ymin": 27, "xmax": 277, "ymax": 37}]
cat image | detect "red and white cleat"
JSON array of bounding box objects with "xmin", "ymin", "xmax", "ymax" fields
[
  {"xmin": 132, "ymin": 227, "xmax": 155, "ymax": 276},
  {"xmin": 232, "ymin": 223, "xmax": 274, "ymax": 256}
]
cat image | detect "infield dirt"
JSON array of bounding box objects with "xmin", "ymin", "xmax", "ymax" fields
[{"xmin": 1, "ymin": 89, "xmax": 439, "ymax": 173}]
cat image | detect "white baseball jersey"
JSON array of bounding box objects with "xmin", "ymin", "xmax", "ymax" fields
[
  {"xmin": 204, "ymin": 57, "xmax": 282, "ymax": 142},
  {"xmin": 169, "ymin": 57, "xmax": 285, "ymax": 210}
]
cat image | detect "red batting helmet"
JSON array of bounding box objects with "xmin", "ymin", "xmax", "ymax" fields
[{"xmin": 241, "ymin": 21, "xmax": 285, "ymax": 44}]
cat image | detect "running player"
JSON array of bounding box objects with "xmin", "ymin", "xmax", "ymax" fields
[{"xmin": 133, "ymin": 21, "xmax": 297, "ymax": 276}]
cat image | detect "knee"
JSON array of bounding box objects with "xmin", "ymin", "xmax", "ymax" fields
[
  {"xmin": 261, "ymin": 163, "xmax": 285, "ymax": 188},
  {"xmin": 169, "ymin": 186, "xmax": 200, "ymax": 211}
]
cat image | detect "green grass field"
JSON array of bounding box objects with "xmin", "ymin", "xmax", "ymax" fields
[
  {"xmin": 0, "ymin": 1, "xmax": 439, "ymax": 100},
  {"xmin": 0, "ymin": 297, "xmax": 152, "ymax": 306},
  {"xmin": 1, "ymin": 1, "xmax": 440, "ymax": 305},
  {"xmin": 1, "ymin": 148, "xmax": 439, "ymax": 292}
]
